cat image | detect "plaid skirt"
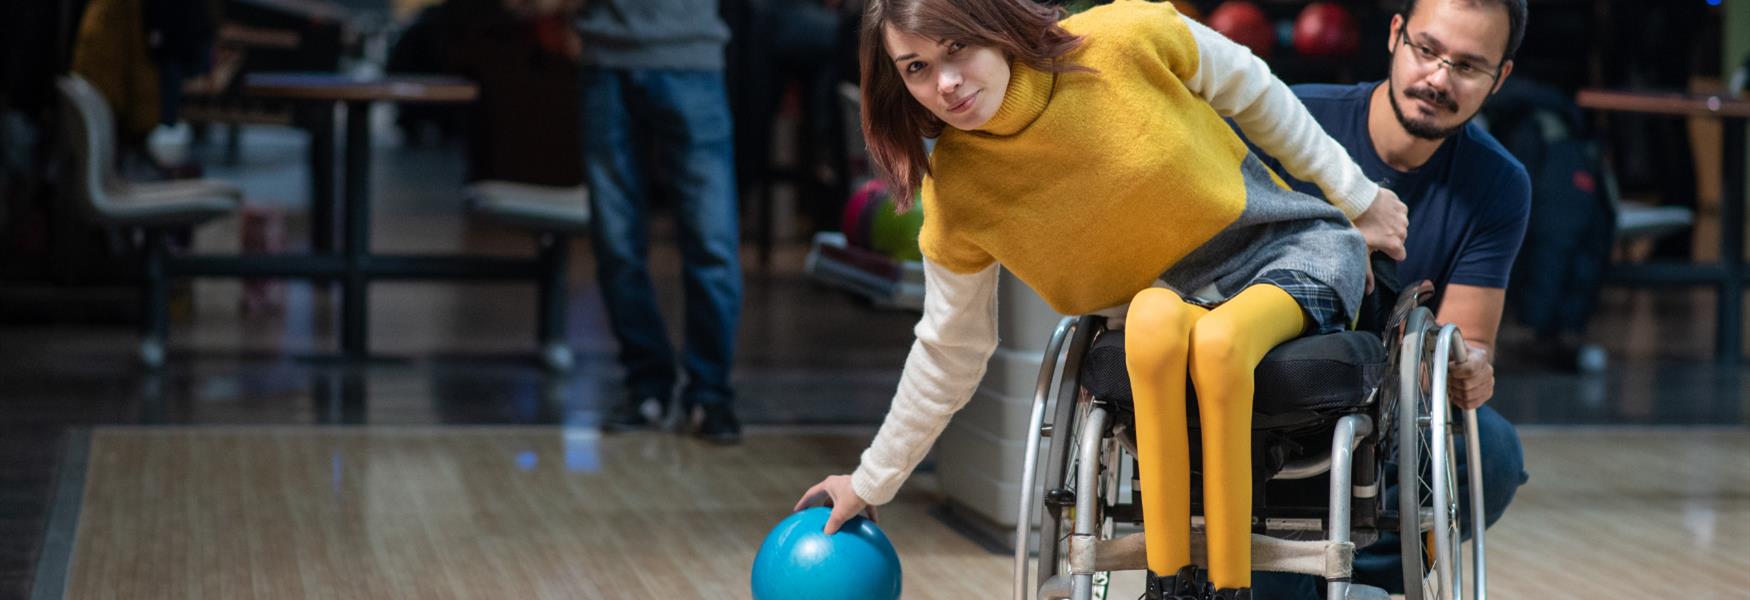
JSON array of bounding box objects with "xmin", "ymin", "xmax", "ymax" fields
[
  {"xmin": 1252, "ymin": 269, "xmax": 1349, "ymax": 334},
  {"xmin": 1174, "ymin": 269, "xmax": 1349, "ymax": 335}
]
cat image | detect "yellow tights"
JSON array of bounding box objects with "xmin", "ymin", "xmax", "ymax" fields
[{"xmin": 1123, "ymin": 285, "xmax": 1309, "ymax": 589}]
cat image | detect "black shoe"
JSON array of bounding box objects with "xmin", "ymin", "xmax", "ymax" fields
[
  {"xmin": 603, "ymin": 396, "xmax": 666, "ymax": 432},
  {"xmin": 695, "ymin": 403, "xmax": 741, "ymax": 445},
  {"xmin": 1143, "ymin": 575, "xmax": 1167, "ymax": 600},
  {"xmin": 1144, "ymin": 565, "xmax": 1209, "ymax": 600},
  {"xmin": 1210, "ymin": 588, "xmax": 1250, "ymax": 600}
]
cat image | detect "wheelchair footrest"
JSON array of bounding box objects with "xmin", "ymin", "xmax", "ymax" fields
[{"xmin": 1092, "ymin": 532, "xmax": 1355, "ymax": 579}]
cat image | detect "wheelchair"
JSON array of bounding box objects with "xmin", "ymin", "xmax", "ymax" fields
[{"xmin": 1013, "ymin": 278, "xmax": 1489, "ymax": 600}]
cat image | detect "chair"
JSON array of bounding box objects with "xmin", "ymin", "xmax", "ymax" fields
[
  {"xmin": 463, "ymin": 180, "xmax": 590, "ymax": 371},
  {"xmin": 57, "ymin": 74, "xmax": 243, "ymax": 367}
]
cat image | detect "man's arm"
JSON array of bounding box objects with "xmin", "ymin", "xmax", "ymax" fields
[
  {"xmin": 1436, "ymin": 284, "xmax": 1506, "ymax": 409},
  {"xmin": 1433, "ymin": 160, "xmax": 1531, "ymax": 409}
]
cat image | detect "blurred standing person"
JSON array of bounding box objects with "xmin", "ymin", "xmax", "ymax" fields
[{"xmin": 576, "ymin": 0, "xmax": 745, "ymax": 444}]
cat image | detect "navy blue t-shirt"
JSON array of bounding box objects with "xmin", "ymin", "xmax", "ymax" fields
[{"xmin": 1242, "ymin": 82, "xmax": 1531, "ymax": 308}]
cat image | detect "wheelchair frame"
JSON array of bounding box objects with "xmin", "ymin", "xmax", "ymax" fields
[{"xmin": 1013, "ymin": 283, "xmax": 1489, "ymax": 600}]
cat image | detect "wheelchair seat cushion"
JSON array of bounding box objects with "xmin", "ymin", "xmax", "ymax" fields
[{"xmin": 1080, "ymin": 329, "xmax": 1387, "ymax": 430}]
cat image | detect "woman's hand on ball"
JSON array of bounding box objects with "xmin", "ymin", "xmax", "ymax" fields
[{"xmin": 795, "ymin": 474, "xmax": 878, "ymax": 535}]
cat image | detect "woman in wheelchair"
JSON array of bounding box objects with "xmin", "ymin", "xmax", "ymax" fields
[{"xmin": 793, "ymin": 1, "xmax": 1410, "ymax": 598}]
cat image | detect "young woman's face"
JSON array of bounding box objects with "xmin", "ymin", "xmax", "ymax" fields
[{"xmin": 883, "ymin": 25, "xmax": 1010, "ymax": 131}]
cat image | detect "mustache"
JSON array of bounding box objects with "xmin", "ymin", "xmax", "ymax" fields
[{"xmin": 1404, "ymin": 85, "xmax": 1457, "ymax": 112}]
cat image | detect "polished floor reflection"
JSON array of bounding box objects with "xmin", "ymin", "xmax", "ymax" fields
[
  {"xmin": 1484, "ymin": 428, "xmax": 1750, "ymax": 598},
  {"xmin": 57, "ymin": 427, "xmax": 1008, "ymax": 600},
  {"xmin": 35, "ymin": 427, "xmax": 1750, "ymax": 599}
]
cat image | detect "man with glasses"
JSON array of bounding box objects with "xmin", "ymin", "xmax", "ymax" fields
[{"xmin": 1242, "ymin": 0, "xmax": 1532, "ymax": 596}]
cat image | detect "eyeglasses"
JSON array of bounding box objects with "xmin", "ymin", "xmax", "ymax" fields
[{"xmin": 1397, "ymin": 29, "xmax": 1500, "ymax": 88}]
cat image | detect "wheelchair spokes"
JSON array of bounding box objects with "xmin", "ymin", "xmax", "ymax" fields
[
  {"xmin": 1049, "ymin": 395, "xmax": 1093, "ymax": 577},
  {"xmin": 1027, "ymin": 316, "xmax": 1107, "ymax": 600},
  {"xmin": 1042, "ymin": 393, "xmax": 1117, "ymax": 599},
  {"xmin": 1441, "ymin": 422, "xmax": 1465, "ymax": 596}
]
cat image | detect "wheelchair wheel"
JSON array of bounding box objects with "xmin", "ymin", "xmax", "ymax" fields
[
  {"xmin": 1394, "ymin": 310, "xmax": 1482, "ymax": 600},
  {"xmin": 1025, "ymin": 318, "xmax": 1118, "ymax": 600},
  {"xmin": 1036, "ymin": 395, "xmax": 1120, "ymax": 598}
]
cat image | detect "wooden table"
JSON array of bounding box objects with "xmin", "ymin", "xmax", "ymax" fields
[
  {"xmin": 1577, "ymin": 89, "xmax": 1749, "ymax": 364},
  {"xmin": 246, "ymin": 73, "xmax": 477, "ymax": 255},
  {"xmin": 164, "ymin": 73, "xmax": 554, "ymax": 360}
]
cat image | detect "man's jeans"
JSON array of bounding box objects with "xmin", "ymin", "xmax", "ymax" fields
[
  {"xmin": 581, "ymin": 67, "xmax": 742, "ymax": 407},
  {"xmin": 1253, "ymin": 405, "xmax": 1529, "ymax": 597}
]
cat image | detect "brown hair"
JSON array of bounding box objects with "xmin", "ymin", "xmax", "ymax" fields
[{"xmin": 859, "ymin": 0, "xmax": 1087, "ymax": 209}]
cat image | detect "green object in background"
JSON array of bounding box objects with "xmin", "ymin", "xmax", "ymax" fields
[{"xmin": 869, "ymin": 190, "xmax": 925, "ymax": 262}]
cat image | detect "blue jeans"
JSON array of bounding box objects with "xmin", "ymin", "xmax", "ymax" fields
[
  {"xmin": 1253, "ymin": 405, "xmax": 1529, "ymax": 598},
  {"xmin": 580, "ymin": 68, "xmax": 742, "ymax": 407}
]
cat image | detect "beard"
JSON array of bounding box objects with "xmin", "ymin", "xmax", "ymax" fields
[{"xmin": 1388, "ymin": 76, "xmax": 1472, "ymax": 140}]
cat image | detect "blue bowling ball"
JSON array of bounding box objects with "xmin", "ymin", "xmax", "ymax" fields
[{"xmin": 750, "ymin": 507, "xmax": 902, "ymax": 600}]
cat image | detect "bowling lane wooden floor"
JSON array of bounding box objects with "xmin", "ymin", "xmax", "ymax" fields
[
  {"xmin": 47, "ymin": 427, "xmax": 1011, "ymax": 600},
  {"xmin": 36, "ymin": 427, "xmax": 1750, "ymax": 599}
]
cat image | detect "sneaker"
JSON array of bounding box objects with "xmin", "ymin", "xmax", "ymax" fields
[
  {"xmin": 695, "ymin": 403, "xmax": 741, "ymax": 445},
  {"xmin": 603, "ymin": 396, "xmax": 666, "ymax": 432}
]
